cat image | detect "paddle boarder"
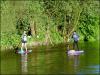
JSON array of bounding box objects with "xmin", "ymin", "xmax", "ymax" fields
[
  {"xmin": 21, "ymin": 31, "xmax": 28, "ymax": 52},
  {"xmin": 72, "ymin": 31, "xmax": 79, "ymax": 50}
]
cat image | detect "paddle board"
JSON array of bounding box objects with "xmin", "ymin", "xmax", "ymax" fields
[
  {"xmin": 66, "ymin": 50, "xmax": 84, "ymax": 55},
  {"xmin": 16, "ymin": 50, "xmax": 32, "ymax": 54}
]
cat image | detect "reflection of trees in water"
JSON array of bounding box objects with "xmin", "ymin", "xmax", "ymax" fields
[
  {"xmin": 45, "ymin": 46, "xmax": 65, "ymax": 74},
  {"xmin": 31, "ymin": 48, "xmax": 38, "ymax": 74},
  {"xmin": 74, "ymin": 55, "xmax": 79, "ymax": 67},
  {"xmin": 45, "ymin": 46, "xmax": 52, "ymax": 74},
  {"xmin": 21, "ymin": 53, "xmax": 28, "ymax": 74},
  {"xmin": 74, "ymin": 55, "xmax": 80, "ymax": 73},
  {"xmin": 67, "ymin": 55, "xmax": 80, "ymax": 74}
]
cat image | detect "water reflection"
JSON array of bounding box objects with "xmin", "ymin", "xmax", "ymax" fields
[
  {"xmin": 67, "ymin": 55, "xmax": 80, "ymax": 74},
  {"xmin": 74, "ymin": 55, "xmax": 79, "ymax": 67},
  {"xmin": 44, "ymin": 46, "xmax": 65, "ymax": 74},
  {"xmin": 74, "ymin": 55, "xmax": 80, "ymax": 74},
  {"xmin": 21, "ymin": 53, "xmax": 28, "ymax": 74},
  {"xmin": 1, "ymin": 42, "xmax": 99, "ymax": 74}
]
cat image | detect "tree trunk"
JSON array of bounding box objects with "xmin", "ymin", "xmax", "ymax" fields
[
  {"xmin": 30, "ymin": 20, "xmax": 37, "ymax": 37},
  {"xmin": 63, "ymin": 1, "xmax": 86, "ymax": 43},
  {"xmin": 45, "ymin": 24, "xmax": 53, "ymax": 45},
  {"xmin": 67, "ymin": 3, "xmax": 85, "ymax": 39},
  {"xmin": 45, "ymin": 17, "xmax": 53, "ymax": 45}
]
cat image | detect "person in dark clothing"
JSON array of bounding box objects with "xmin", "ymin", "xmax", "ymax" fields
[
  {"xmin": 28, "ymin": 27, "xmax": 32, "ymax": 36},
  {"xmin": 72, "ymin": 31, "xmax": 79, "ymax": 50}
]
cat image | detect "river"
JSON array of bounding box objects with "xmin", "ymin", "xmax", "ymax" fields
[{"xmin": 1, "ymin": 41, "xmax": 99, "ymax": 75}]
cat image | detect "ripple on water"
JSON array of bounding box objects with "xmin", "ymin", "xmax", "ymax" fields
[{"xmin": 78, "ymin": 65, "xmax": 100, "ymax": 74}]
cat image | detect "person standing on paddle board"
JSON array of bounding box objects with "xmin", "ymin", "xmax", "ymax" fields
[
  {"xmin": 21, "ymin": 31, "xmax": 27, "ymax": 52},
  {"xmin": 72, "ymin": 31, "xmax": 79, "ymax": 51}
]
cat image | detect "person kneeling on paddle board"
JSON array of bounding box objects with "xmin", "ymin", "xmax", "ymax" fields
[
  {"xmin": 21, "ymin": 31, "xmax": 27, "ymax": 53},
  {"xmin": 72, "ymin": 31, "xmax": 79, "ymax": 51}
]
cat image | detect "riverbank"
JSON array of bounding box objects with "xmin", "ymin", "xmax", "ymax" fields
[
  {"xmin": 1, "ymin": 41, "xmax": 55, "ymax": 52},
  {"xmin": 1, "ymin": 38, "xmax": 98, "ymax": 52}
]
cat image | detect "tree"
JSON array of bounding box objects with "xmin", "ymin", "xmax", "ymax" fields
[{"xmin": 78, "ymin": 0, "xmax": 99, "ymax": 41}]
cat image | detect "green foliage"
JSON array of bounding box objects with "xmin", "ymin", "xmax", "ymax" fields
[
  {"xmin": 1, "ymin": 32, "xmax": 20, "ymax": 48},
  {"xmin": 1, "ymin": 1, "xmax": 16, "ymax": 33},
  {"xmin": 16, "ymin": 17, "xmax": 30, "ymax": 35},
  {"xmin": 78, "ymin": 1, "xmax": 99, "ymax": 41},
  {"xmin": 1, "ymin": 0, "xmax": 99, "ymax": 49}
]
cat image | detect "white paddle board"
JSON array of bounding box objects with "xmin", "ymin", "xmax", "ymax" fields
[
  {"xmin": 66, "ymin": 50, "xmax": 84, "ymax": 55},
  {"xmin": 17, "ymin": 50, "xmax": 32, "ymax": 54}
]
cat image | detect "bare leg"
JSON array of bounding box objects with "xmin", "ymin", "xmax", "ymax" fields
[
  {"xmin": 21, "ymin": 43, "xmax": 24, "ymax": 52},
  {"xmin": 25, "ymin": 43, "xmax": 27, "ymax": 52}
]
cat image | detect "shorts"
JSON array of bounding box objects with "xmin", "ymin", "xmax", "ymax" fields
[{"xmin": 22, "ymin": 40, "xmax": 27, "ymax": 43}]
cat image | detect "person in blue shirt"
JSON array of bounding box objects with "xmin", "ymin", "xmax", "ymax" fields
[
  {"xmin": 72, "ymin": 31, "xmax": 79, "ymax": 50},
  {"xmin": 21, "ymin": 31, "xmax": 27, "ymax": 52}
]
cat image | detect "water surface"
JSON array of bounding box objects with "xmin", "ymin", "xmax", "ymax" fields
[{"xmin": 1, "ymin": 41, "xmax": 99, "ymax": 75}]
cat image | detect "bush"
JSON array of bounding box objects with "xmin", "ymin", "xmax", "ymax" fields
[{"xmin": 1, "ymin": 32, "xmax": 21, "ymax": 49}]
